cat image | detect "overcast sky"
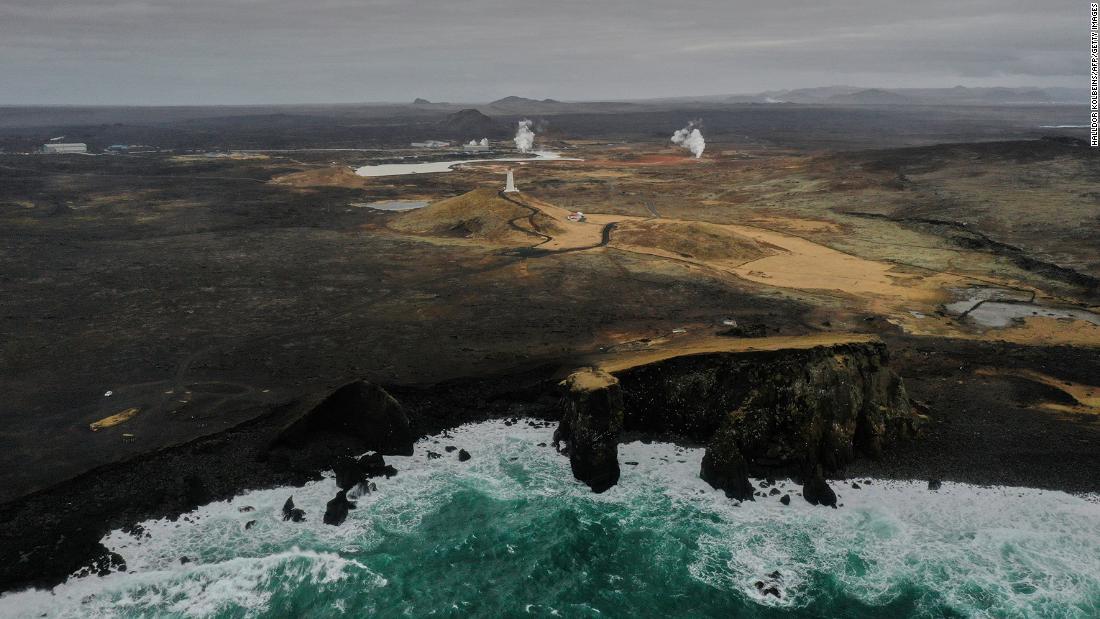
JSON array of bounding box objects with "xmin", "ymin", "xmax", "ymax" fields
[{"xmin": 0, "ymin": 0, "xmax": 1088, "ymax": 104}]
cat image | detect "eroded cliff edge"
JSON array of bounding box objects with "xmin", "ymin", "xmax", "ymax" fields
[
  {"xmin": 0, "ymin": 339, "xmax": 921, "ymax": 593},
  {"xmin": 555, "ymin": 342, "xmax": 923, "ymax": 501}
]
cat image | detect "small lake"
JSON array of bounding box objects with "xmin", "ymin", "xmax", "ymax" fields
[
  {"xmin": 964, "ymin": 302, "xmax": 1100, "ymax": 329},
  {"xmin": 354, "ymin": 151, "xmax": 579, "ymax": 177},
  {"xmin": 944, "ymin": 287, "xmax": 1100, "ymax": 328}
]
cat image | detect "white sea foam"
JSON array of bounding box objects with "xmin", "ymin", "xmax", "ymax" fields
[
  {"xmin": 2, "ymin": 420, "xmax": 1099, "ymax": 617},
  {"xmin": 1, "ymin": 549, "xmax": 380, "ymax": 619}
]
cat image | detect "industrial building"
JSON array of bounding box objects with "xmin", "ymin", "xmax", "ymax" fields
[{"xmin": 41, "ymin": 143, "xmax": 87, "ymax": 154}]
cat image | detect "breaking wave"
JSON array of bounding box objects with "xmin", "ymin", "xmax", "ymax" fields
[{"xmin": 2, "ymin": 420, "xmax": 1098, "ymax": 617}]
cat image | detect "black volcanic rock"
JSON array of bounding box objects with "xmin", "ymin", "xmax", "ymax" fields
[
  {"xmin": 74, "ymin": 551, "xmax": 126, "ymax": 578},
  {"xmin": 332, "ymin": 456, "xmax": 364, "ymax": 490},
  {"xmin": 323, "ymin": 490, "xmax": 355, "ymax": 526},
  {"xmin": 802, "ymin": 472, "xmax": 837, "ymax": 508},
  {"xmin": 700, "ymin": 424, "xmax": 755, "ymax": 501},
  {"xmin": 619, "ymin": 342, "xmax": 921, "ymax": 482},
  {"xmin": 274, "ymin": 381, "xmax": 415, "ymax": 456},
  {"xmin": 282, "ymin": 496, "xmax": 306, "ymax": 522},
  {"xmin": 458, "ymin": 449, "xmax": 471, "ymax": 462},
  {"xmin": 555, "ymin": 368, "xmax": 624, "ymax": 493},
  {"xmin": 358, "ymin": 452, "xmax": 397, "ymax": 478}
]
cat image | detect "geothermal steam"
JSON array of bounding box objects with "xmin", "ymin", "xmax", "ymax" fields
[
  {"xmin": 671, "ymin": 122, "xmax": 705, "ymax": 158},
  {"xmin": 514, "ymin": 120, "xmax": 535, "ymax": 153}
]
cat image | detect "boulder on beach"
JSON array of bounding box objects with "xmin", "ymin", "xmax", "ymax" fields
[{"xmin": 802, "ymin": 472, "xmax": 837, "ymax": 508}]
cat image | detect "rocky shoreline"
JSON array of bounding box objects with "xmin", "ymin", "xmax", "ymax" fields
[
  {"xmin": 553, "ymin": 342, "xmax": 922, "ymax": 503},
  {"xmin": 0, "ymin": 365, "xmax": 562, "ymax": 594},
  {"xmin": 0, "ymin": 338, "xmax": 1092, "ymax": 595}
]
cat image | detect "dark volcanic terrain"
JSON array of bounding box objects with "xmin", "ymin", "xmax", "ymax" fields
[{"xmin": 1, "ymin": 102, "xmax": 1098, "ymax": 593}]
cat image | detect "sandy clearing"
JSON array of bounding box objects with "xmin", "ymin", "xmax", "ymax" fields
[
  {"xmin": 517, "ymin": 193, "xmax": 955, "ymax": 304},
  {"xmin": 976, "ymin": 367, "xmax": 1100, "ymax": 415},
  {"xmin": 725, "ymin": 224, "xmax": 955, "ymax": 304},
  {"xmin": 982, "ymin": 316, "xmax": 1100, "ymax": 347},
  {"xmin": 745, "ymin": 215, "xmax": 843, "ymax": 235},
  {"xmin": 591, "ymin": 333, "xmax": 879, "ymax": 374}
]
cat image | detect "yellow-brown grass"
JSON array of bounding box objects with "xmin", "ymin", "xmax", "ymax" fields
[
  {"xmin": 391, "ymin": 188, "xmax": 541, "ymax": 244},
  {"xmin": 270, "ymin": 167, "xmax": 370, "ymax": 189},
  {"xmin": 612, "ymin": 220, "xmax": 779, "ymax": 263}
]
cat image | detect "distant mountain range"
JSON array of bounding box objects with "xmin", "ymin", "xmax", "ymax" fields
[
  {"xmin": 437, "ymin": 87, "xmax": 1086, "ymax": 113},
  {"xmin": 733, "ymin": 86, "xmax": 1085, "ymax": 106},
  {"xmin": 483, "ymin": 96, "xmax": 637, "ymax": 114}
]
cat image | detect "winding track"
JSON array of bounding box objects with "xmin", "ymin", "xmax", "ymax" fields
[{"xmin": 497, "ymin": 191, "xmax": 617, "ymax": 256}]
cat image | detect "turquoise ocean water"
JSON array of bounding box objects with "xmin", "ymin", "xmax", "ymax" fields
[{"xmin": 3, "ymin": 420, "xmax": 1099, "ymax": 618}]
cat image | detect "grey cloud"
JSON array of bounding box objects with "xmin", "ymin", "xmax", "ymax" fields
[{"xmin": 0, "ymin": 0, "xmax": 1087, "ymax": 104}]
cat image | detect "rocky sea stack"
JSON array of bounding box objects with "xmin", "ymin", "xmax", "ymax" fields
[
  {"xmin": 557, "ymin": 342, "xmax": 923, "ymax": 501},
  {"xmin": 554, "ymin": 368, "xmax": 624, "ymax": 493}
]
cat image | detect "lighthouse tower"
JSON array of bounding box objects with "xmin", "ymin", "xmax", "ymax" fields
[{"xmin": 504, "ymin": 169, "xmax": 518, "ymax": 193}]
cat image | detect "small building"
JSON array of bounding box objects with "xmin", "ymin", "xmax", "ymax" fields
[
  {"xmin": 41, "ymin": 143, "xmax": 87, "ymax": 154},
  {"xmin": 410, "ymin": 140, "xmax": 451, "ymax": 148}
]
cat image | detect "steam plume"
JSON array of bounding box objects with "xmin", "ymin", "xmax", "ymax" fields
[
  {"xmin": 514, "ymin": 119, "xmax": 535, "ymax": 153},
  {"xmin": 671, "ymin": 121, "xmax": 705, "ymax": 158}
]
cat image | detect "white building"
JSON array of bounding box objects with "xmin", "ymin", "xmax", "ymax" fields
[{"xmin": 42, "ymin": 143, "xmax": 87, "ymax": 154}]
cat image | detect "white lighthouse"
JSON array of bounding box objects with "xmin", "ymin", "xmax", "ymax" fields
[{"xmin": 504, "ymin": 169, "xmax": 518, "ymax": 193}]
